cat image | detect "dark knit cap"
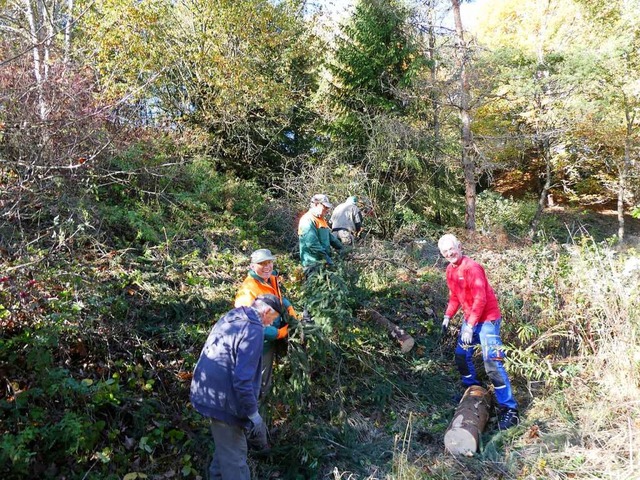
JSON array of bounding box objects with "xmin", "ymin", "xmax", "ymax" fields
[{"xmin": 254, "ymin": 294, "xmax": 284, "ymax": 315}]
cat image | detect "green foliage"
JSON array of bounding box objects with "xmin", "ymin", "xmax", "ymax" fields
[
  {"xmin": 326, "ymin": 0, "xmax": 427, "ymax": 162},
  {"xmin": 330, "ymin": 0, "xmax": 422, "ymax": 111},
  {"xmin": 3, "ymin": 0, "xmax": 640, "ymax": 476},
  {"xmin": 98, "ymin": 148, "xmax": 269, "ymax": 247},
  {"xmin": 476, "ymin": 190, "xmax": 563, "ymax": 240},
  {"xmin": 78, "ymin": 0, "xmax": 319, "ymax": 179}
]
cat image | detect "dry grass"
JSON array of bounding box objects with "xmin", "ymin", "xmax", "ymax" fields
[{"xmin": 470, "ymin": 232, "xmax": 640, "ymax": 479}]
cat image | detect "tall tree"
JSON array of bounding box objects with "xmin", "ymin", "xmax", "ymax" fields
[
  {"xmin": 79, "ymin": 0, "xmax": 318, "ymax": 179},
  {"xmin": 573, "ymin": 0, "xmax": 640, "ymax": 241},
  {"xmin": 323, "ymin": 0, "xmax": 435, "ymax": 235},
  {"xmin": 327, "ymin": 0, "xmax": 423, "ymax": 160},
  {"xmin": 1, "ymin": 0, "xmax": 75, "ymax": 120},
  {"xmin": 450, "ymin": 0, "xmax": 476, "ymax": 230},
  {"xmin": 473, "ymin": 0, "xmax": 589, "ymax": 237},
  {"xmin": 0, "ymin": 0, "xmax": 119, "ymax": 237}
]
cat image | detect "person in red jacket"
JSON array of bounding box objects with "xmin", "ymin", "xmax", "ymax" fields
[
  {"xmin": 438, "ymin": 234, "xmax": 519, "ymax": 430},
  {"xmin": 235, "ymin": 248, "xmax": 297, "ymax": 398}
]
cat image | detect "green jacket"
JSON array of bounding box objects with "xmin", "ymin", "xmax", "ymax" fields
[{"xmin": 298, "ymin": 211, "xmax": 343, "ymax": 267}]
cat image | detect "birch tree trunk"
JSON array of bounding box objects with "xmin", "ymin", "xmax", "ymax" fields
[
  {"xmin": 23, "ymin": 0, "xmax": 48, "ymax": 121},
  {"xmin": 64, "ymin": 0, "xmax": 74, "ymax": 64}
]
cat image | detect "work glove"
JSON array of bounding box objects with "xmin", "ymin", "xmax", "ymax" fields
[
  {"xmin": 325, "ymin": 255, "xmax": 334, "ymax": 267},
  {"xmin": 460, "ymin": 322, "xmax": 473, "ymax": 345},
  {"xmin": 302, "ymin": 308, "xmax": 313, "ymax": 323},
  {"xmin": 247, "ymin": 412, "xmax": 269, "ymax": 450},
  {"xmin": 441, "ymin": 316, "xmax": 450, "ymax": 335},
  {"xmin": 276, "ymin": 324, "xmax": 289, "ymax": 340}
]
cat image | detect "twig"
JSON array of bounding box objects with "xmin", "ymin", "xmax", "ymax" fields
[{"xmin": 4, "ymin": 258, "xmax": 45, "ymax": 273}]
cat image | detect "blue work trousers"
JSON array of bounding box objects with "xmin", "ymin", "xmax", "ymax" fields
[{"xmin": 454, "ymin": 319, "xmax": 518, "ymax": 410}]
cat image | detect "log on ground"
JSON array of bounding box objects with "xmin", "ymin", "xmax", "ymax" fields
[
  {"xmin": 367, "ymin": 309, "xmax": 415, "ymax": 353},
  {"xmin": 444, "ymin": 385, "xmax": 491, "ymax": 456}
]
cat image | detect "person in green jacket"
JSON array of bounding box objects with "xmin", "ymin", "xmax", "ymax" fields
[{"xmin": 297, "ymin": 194, "xmax": 343, "ymax": 276}]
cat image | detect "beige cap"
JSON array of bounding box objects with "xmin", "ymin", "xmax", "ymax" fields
[
  {"xmin": 250, "ymin": 249, "xmax": 275, "ymax": 264},
  {"xmin": 311, "ymin": 194, "xmax": 333, "ymax": 208}
]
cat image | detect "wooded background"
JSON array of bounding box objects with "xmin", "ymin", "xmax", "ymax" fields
[{"xmin": 2, "ymin": 0, "xmax": 638, "ymax": 245}]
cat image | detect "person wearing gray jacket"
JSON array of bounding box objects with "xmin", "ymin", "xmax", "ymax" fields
[
  {"xmin": 330, "ymin": 196, "xmax": 363, "ymax": 245},
  {"xmin": 190, "ymin": 294, "xmax": 284, "ymax": 479}
]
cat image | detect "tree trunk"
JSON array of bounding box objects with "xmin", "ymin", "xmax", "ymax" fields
[
  {"xmin": 23, "ymin": 0, "xmax": 48, "ymax": 121},
  {"xmin": 367, "ymin": 309, "xmax": 415, "ymax": 353},
  {"xmin": 618, "ymin": 155, "xmax": 626, "ymax": 242},
  {"xmin": 426, "ymin": 0, "xmax": 440, "ymax": 163},
  {"xmin": 64, "ymin": 0, "xmax": 74, "ymax": 64},
  {"xmin": 451, "ymin": 0, "xmax": 476, "ymax": 231},
  {"xmin": 444, "ymin": 385, "xmax": 491, "ymax": 456},
  {"xmin": 619, "ymin": 98, "xmax": 635, "ymax": 242},
  {"xmin": 529, "ymin": 137, "xmax": 552, "ymax": 238}
]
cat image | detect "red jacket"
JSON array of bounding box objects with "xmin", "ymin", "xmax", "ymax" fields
[{"xmin": 444, "ymin": 256, "xmax": 501, "ymax": 326}]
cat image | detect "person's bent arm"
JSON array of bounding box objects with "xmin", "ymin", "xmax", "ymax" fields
[
  {"xmin": 233, "ymin": 323, "xmax": 264, "ymax": 418},
  {"xmin": 353, "ymin": 208, "xmax": 363, "ymax": 233},
  {"xmin": 329, "ymin": 231, "xmax": 343, "ymax": 251},
  {"xmin": 444, "ymin": 272, "xmax": 461, "ymax": 318}
]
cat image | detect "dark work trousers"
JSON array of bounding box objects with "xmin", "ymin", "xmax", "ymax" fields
[
  {"xmin": 260, "ymin": 347, "xmax": 275, "ymax": 400},
  {"xmin": 209, "ymin": 419, "xmax": 250, "ymax": 480}
]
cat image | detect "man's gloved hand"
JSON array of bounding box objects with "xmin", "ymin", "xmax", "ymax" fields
[
  {"xmin": 276, "ymin": 324, "xmax": 289, "ymax": 340},
  {"xmin": 248, "ymin": 412, "xmax": 269, "ymax": 450},
  {"xmin": 441, "ymin": 316, "xmax": 450, "ymax": 335},
  {"xmin": 325, "ymin": 256, "xmax": 334, "ymax": 267},
  {"xmin": 460, "ymin": 322, "xmax": 473, "ymax": 345}
]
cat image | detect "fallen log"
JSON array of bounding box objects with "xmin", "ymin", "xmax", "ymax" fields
[
  {"xmin": 444, "ymin": 385, "xmax": 491, "ymax": 456},
  {"xmin": 367, "ymin": 309, "xmax": 415, "ymax": 353}
]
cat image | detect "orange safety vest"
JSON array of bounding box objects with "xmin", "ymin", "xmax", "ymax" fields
[{"xmin": 234, "ymin": 272, "xmax": 296, "ymax": 318}]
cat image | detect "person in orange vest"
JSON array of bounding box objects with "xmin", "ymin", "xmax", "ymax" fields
[
  {"xmin": 298, "ymin": 194, "xmax": 343, "ymax": 276},
  {"xmin": 234, "ymin": 248, "xmax": 297, "ymax": 398}
]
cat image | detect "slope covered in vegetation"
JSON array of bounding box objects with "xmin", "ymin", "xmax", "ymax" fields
[{"xmin": 1, "ymin": 155, "xmax": 639, "ymax": 478}]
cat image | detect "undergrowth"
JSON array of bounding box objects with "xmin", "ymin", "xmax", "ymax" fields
[{"xmin": 2, "ymin": 150, "xmax": 640, "ymax": 479}]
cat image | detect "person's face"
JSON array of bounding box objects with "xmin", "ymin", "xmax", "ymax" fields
[
  {"xmin": 311, "ymin": 203, "xmax": 330, "ymax": 217},
  {"xmin": 439, "ymin": 241, "xmax": 463, "ymax": 265},
  {"xmin": 262, "ymin": 308, "xmax": 279, "ymax": 326},
  {"xmin": 251, "ymin": 260, "xmax": 273, "ymax": 281}
]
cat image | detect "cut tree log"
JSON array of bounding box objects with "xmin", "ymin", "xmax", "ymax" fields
[
  {"xmin": 444, "ymin": 385, "xmax": 491, "ymax": 456},
  {"xmin": 367, "ymin": 309, "xmax": 415, "ymax": 353}
]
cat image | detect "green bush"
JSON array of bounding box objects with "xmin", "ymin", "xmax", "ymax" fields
[
  {"xmin": 476, "ymin": 190, "xmax": 563, "ymax": 239},
  {"xmin": 97, "ymin": 153, "xmax": 271, "ymax": 248}
]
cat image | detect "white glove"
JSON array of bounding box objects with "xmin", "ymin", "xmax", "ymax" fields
[
  {"xmin": 247, "ymin": 412, "xmax": 268, "ymax": 449},
  {"xmin": 460, "ymin": 322, "xmax": 473, "ymax": 344},
  {"xmin": 441, "ymin": 316, "xmax": 450, "ymax": 335},
  {"xmin": 248, "ymin": 411, "xmax": 262, "ymax": 425}
]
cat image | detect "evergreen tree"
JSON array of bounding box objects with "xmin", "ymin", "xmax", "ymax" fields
[{"xmin": 327, "ymin": 0, "xmax": 424, "ymax": 163}]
